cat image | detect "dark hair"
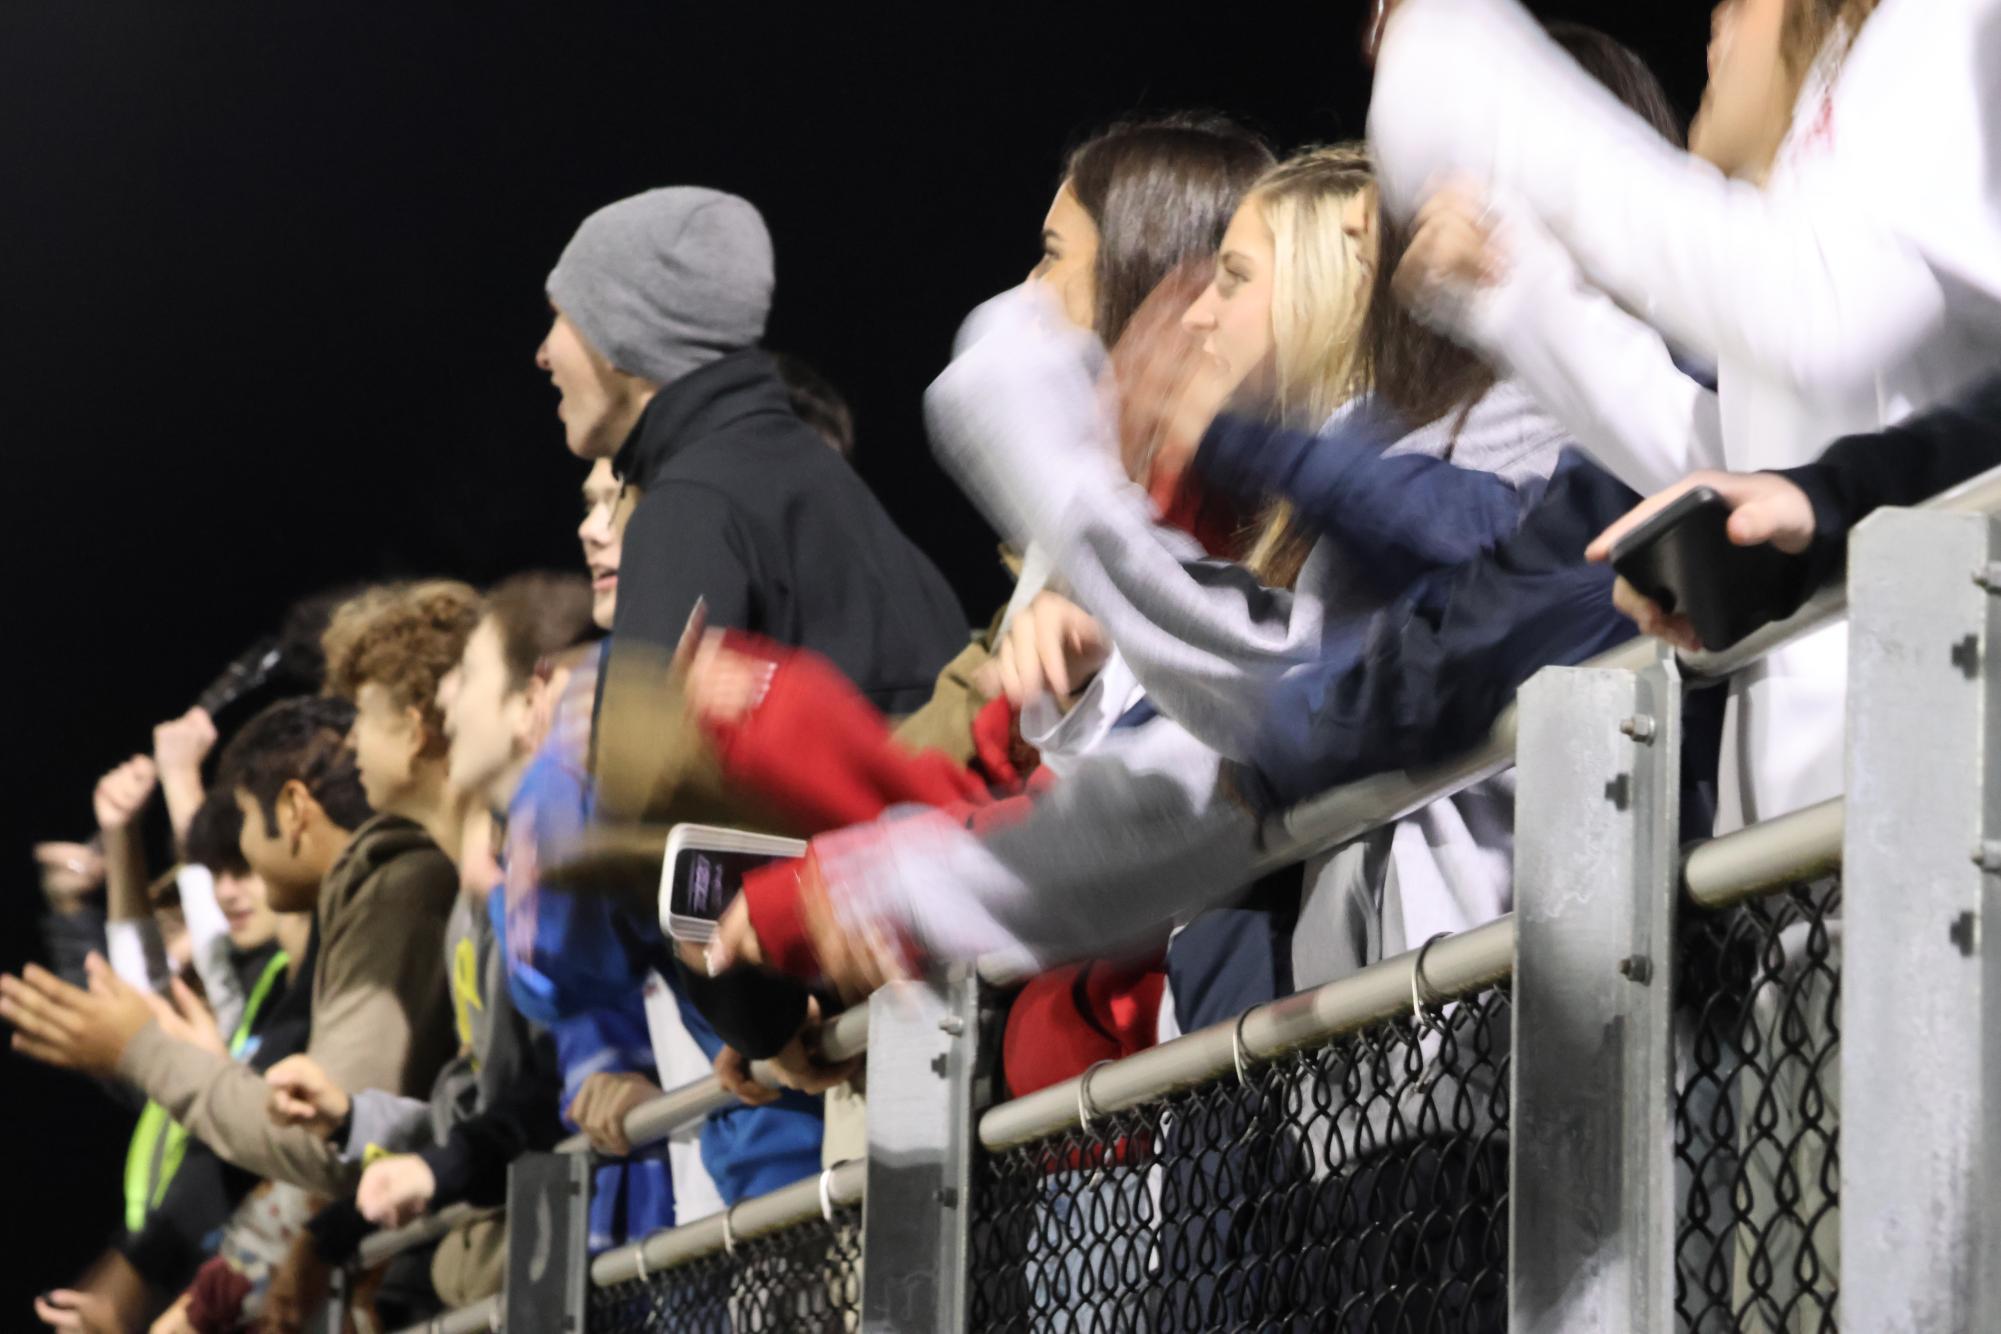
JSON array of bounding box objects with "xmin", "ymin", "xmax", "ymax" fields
[
  {"xmin": 183, "ymin": 790, "xmax": 251, "ymax": 878},
  {"xmin": 482, "ymin": 571, "xmax": 599, "ymax": 691},
  {"xmin": 773, "ymin": 353, "xmax": 856, "ymax": 459},
  {"xmin": 1361, "ymin": 23, "xmax": 1684, "ymax": 432},
  {"xmin": 1546, "ymin": 22, "xmax": 1685, "ymax": 149},
  {"xmin": 217, "ymin": 696, "xmax": 373, "ymax": 837},
  {"xmin": 1065, "ymin": 113, "xmax": 1276, "ymax": 344}
]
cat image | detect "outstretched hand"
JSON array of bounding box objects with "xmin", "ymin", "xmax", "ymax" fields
[{"xmin": 0, "ymin": 953, "xmax": 155, "ymax": 1075}]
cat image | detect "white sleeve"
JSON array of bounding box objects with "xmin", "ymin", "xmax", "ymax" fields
[
  {"xmin": 1433, "ymin": 205, "xmax": 1726, "ymax": 494},
  {"xmin": 175, "ymin": 865, "xmax": 246, "ymax": 1035},
  {"xmin": 1369, "ymin": 0, "xmax": 1995, "ymax": 400},
  {"xmin": 817, "ymin": 721, "xmax": 1260, "ymax": 973},
  {"xmin": 926, "ymin": 287, "xmax": 1317, "ymax": 762},
  {"xmin": 104, "ymin": 918, "xmax": 169, "ymax": 995}
]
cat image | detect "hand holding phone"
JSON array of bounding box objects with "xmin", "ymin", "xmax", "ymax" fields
[{"xmin": 1609, "ymin": 486, "xmax": 1808, "ymax": 651}]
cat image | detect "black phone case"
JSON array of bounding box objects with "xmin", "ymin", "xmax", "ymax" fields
[{"xmin": 1610, "ymin": 487, "xmax": 1806, "ymax": 651}]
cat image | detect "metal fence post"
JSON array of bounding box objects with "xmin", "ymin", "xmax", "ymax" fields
[
  {"xmin": 858, "ymin": 966, "xmax": 984, "ymax": 1333},
  {"xmin": 504, "ymin": 1151, "xmax": 592, "ymax": 1332},
  {"xmin": 1844, "ymin": 507, "xmax": 2001, "ymax": 1331},
  {"xmin": 1509, "ymin": 654, "xmax": 1682, "ymax": 1330}
]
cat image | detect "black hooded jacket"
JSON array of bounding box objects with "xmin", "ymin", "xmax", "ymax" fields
[{"xmin": 609, "ymin": 348, "xmax": 969, "ymax": 712}]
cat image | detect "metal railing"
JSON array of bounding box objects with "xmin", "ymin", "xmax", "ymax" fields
[{"xmin": 335, "ymin": 469, "xmax": 2001, "ymax": 1333}]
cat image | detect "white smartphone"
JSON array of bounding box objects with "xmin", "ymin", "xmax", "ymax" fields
[{"xmin": 659, "ymin": 824, "xmax": 806, "ymax": 945}]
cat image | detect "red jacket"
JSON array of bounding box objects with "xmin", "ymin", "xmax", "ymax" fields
[{"xmin": 697, "ymin": 634, "xmax": 1162, "ymax": 1098}]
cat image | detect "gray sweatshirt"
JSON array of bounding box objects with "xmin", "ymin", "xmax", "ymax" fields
[{"xmin": 813, "ymin": 289, "xmax": 1560, "ymax": 971}]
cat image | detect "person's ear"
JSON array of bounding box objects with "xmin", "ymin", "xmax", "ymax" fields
[{"xmin": 277, "ymin": 780, "xmax": 310, "ymax": 856}]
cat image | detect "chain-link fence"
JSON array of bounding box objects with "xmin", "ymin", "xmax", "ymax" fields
[
  {"xmin": 1674, "ymin": 879, "xmax": 1842, "ymax": 1333},
  {"xmin": 585, "ymin": 1206, "xmax": 862, "ymax": 1334},
  {"xmin": 968, "ymin": 987, "xmax": 1512, "ymax": 1333}
]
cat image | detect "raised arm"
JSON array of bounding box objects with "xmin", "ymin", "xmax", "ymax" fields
[{"xmin": 1370, "ymin": 0, "xmax": 2001, "ymax": 401}]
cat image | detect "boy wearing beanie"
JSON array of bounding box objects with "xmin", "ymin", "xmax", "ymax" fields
[{"xmin": 536, "ymin": 185, "xmax": 967, "ymax": 717}]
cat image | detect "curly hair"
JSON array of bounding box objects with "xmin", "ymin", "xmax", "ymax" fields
[{"xmin": 321, "ymin": 580, "xmax": 481, "ymax": 749}]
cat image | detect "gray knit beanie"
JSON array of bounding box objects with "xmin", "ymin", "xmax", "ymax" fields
[{"xmin": 546, "ymin": 186, "xmax": 774, "ymax": 388}]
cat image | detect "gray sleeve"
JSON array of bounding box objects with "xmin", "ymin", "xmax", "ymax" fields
[
  {"xmin": 925, "ymin": 286, "xmax": 1318, "ymax": 762},
  {"xmin": 342, "ymin": 1089, "xmax": 435, "ymax": 1162},
  {"xmin": 817, "ymin": 720, "xmax": 1264, "ymax": 970}
]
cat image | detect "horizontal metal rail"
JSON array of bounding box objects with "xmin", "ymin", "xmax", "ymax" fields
[
  {"xmin": 1264, "ymin": 461, "xmax": 2001, "ymax": 871},
  {"xmin": 590, "ymin": 1157, "xmax": 867, "ymax": 1287},
  {"xmin": 982, "ymin": 799, "xmax": 1848, "ymax": 1153},
  {"xmin": 388, "ymin": 1294, "xmax": 500, "ymax": 1334},
  {"xmin": 356, "ymin": 1202, "xmax": 498, "ymax": 1270},
  {"xmin": 1682, "ymin": 797, "xmax": 1842, "ymax": 909},
  {"xmin": 979, "ymin": 915, "xmax": 1516, "ymax": 1152},
  {"xmin": 555, "ymin": 1004, "xmax": 871, "ymax": 1154}
]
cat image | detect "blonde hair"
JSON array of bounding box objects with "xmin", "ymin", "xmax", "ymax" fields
[
  {"xmin": 1238, "ymin": 144, "xmax": 1377, "ymax": 587},
  {"xmin": 1782, "ymin": 0, "xmax": 1880, "ymax": 83}
]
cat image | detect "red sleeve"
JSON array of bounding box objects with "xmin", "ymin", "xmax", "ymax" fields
[
  {"xmin": 1001, "ymin": 957, "xmax": 1165, "ymax": 1099},
  {"xmin": 705, "ymin": 633, "xmax": 993, "ymax": 831},
  {"xmin": 742, "ymin": 856, "xmax": 815, "ymax": 980}
]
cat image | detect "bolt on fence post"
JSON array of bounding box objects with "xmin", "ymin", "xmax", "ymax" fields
[
  {"xmin": 1844, "ymin": 507, "xmax": 2001, "ymax": 1330},
  {"xmin": 1510, "ymin": 652, "xmax": 1682, "ymax": 1330},
  {"xmin": 859, "ymin": 966, "xmax": 984, "ymax": 1333},
  {"xmin": 503, "ymin": 1151, "xmax": 592, "ymax": 1331}
]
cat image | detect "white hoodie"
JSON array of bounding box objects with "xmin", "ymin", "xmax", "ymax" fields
[{"xmin": 1369, "ymin": 0, "xmax": 2001, "ymax": 825}]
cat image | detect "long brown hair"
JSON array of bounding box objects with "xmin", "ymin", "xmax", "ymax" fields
[{"xmin": 1065, "ymin": 113, "xmax": 1276, "ymax": 346}]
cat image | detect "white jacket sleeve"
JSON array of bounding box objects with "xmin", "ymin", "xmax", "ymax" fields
[
  {"xmin": 1433, "ymin": 205, "xmax": 1726, "ymax": 494},
  {"xmin": 175, "ymin": 865, "xmax": 247, "ymax": 1037},
  {"xmin": 1370, "ymin": 0, "xmax": 2001, "ymax": 399},
  {"xmin": 817, "ymin": 720, "xmax": 1261, "ymax": 973},
  {"xmin": 926, "ymin": 286, "xmax": 1317, "ymax": 762}
]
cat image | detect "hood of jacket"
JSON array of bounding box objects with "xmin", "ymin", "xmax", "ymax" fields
[{"xmin": 612, "ymin": 348, "xmax": 794, "ymax": 491}]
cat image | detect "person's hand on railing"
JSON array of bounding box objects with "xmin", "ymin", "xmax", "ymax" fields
[
  {"xmin": 714, "ymin": 997, "xmax": 862, "ymax": 1107},
  {"xmin": 264, "ymin": 1054, "xmax": 351, "ymax": 1137},
  {"xmin": 355, "ymin": 1154, "xmax": 436, "ymax": 1230},
  {"xmin": 0, "ymin": 952, "xmax": 156, "ymax": 1075},
  {"xmin": 151, "ymin": 707, "xmax": 217, "ymax": 847},
  {"xmin": 974, "ymin": 590, "xmax": 1109, "ymax": 714},
  {"xmin": 1585, "ymin": 470, "xmax": 1818, "ymax": 652},
  {"xmin": 567, "ymin": 1070, "xmax": 661, "ymax": 1156}
]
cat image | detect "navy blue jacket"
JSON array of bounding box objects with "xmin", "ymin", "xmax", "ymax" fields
[{"xmin": 1192, "ymin": 413, "xmax": 1643, "ymax": 810}]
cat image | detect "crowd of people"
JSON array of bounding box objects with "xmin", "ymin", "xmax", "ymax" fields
[{"xmin": 10, "ymin": 0, "xmax": 2001, "ymax": 1327}]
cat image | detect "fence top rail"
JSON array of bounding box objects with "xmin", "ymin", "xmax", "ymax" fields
[
  {"xmin": 589, "ymin": 1156, "xmax": 866, "ymax": 1288},
  {"xmin": 387, "ymin": 1294, "xmax": 501, "ymax": 1334},
  {"xmin": 979, "ymin": 914, "xmax": 1516, "ymax": 1153},
  {"xmin": 556, "ymin": 1002, "xmax": 872, "ymax": 1156},
  {"xmin": 356, "ymin": 1202, "xmax": 498, "ymax": 1270},
  {"xmin": 979, "ymin": 798, "xmax": 1845, "ymax": 1153},
  {"xmin": 1264, "ymin": 461, "xmax": 2001, "ymax": 873}
]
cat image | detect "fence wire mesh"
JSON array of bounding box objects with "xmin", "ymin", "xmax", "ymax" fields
[
  {"xmin": 968, "ymin": 987, "xmax": 1512, "ymax": 1333},
  {"xmin": 585, "ymin": 1206, "xmax": 862, "ymax": 1334},
  {"xmin": 1675, "ymin": 878, "xmax": 1841, "ymax": 1333}
]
